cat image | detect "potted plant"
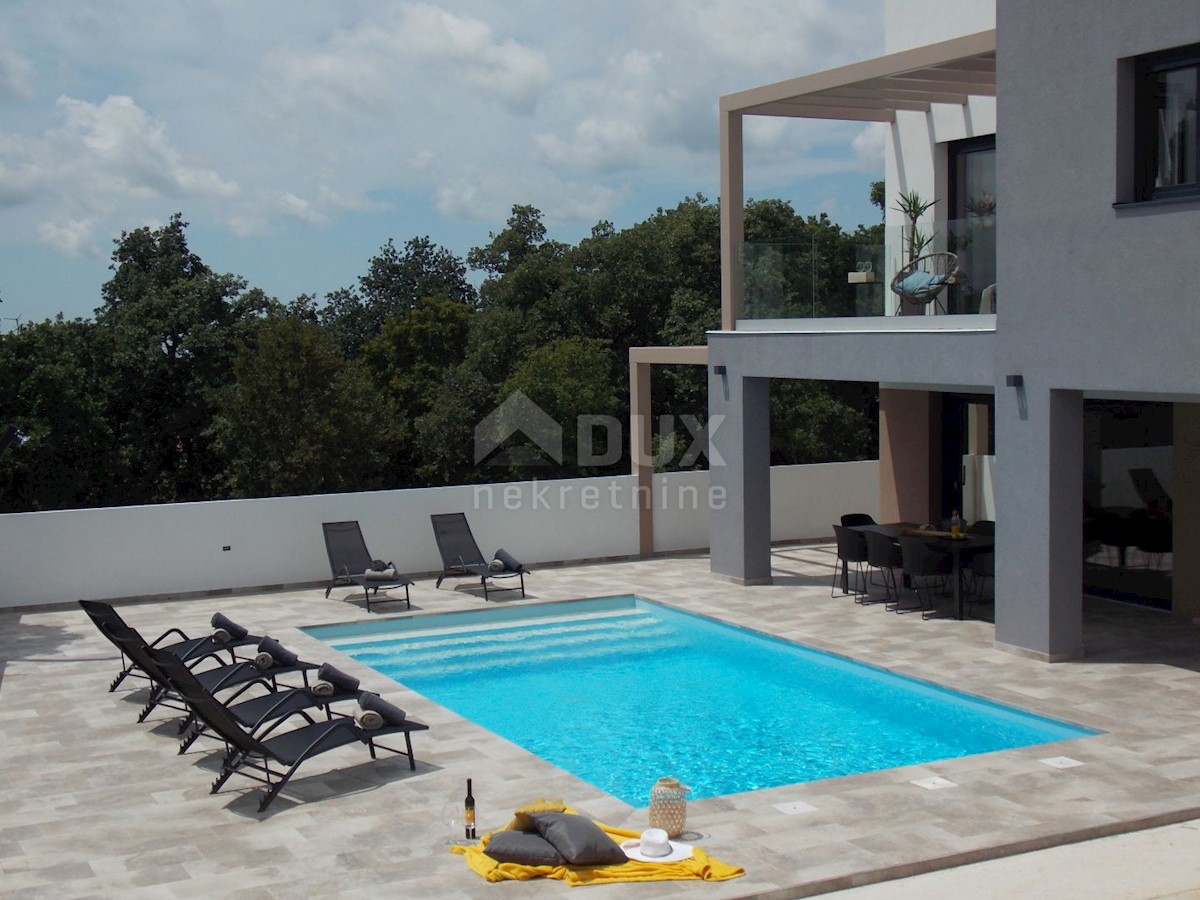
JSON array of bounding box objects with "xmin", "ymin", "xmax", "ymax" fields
[{"xmin": 892, "ymin": 190, "xmax": 938, "ymax": 264}]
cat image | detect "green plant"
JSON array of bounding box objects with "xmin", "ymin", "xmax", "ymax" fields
[{"xmin": 892, "ymin": 190, "xmax": 938, "ymax": 263}]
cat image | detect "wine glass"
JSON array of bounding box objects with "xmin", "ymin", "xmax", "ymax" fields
[{"xmin": 441, "ymin": 801, "xmax": 462, "ymax": 845}]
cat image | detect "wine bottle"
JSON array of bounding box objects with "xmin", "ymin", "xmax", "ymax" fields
[{"xmin": 464, "ymin": 778, "xmax": 476, "ymax": 839}]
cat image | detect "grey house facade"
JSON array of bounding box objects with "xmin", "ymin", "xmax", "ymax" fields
[{"xmin": 708, "ymin": 0, "xmax": 1200, "ymax": 661}]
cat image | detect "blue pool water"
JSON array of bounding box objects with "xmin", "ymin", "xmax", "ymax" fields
[{"xmin": 305, "ymin": 596, "xmax": 1095, "ymax": 806}]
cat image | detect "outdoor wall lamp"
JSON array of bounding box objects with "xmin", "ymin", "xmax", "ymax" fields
[{"xmin": 1005, "ymin": 374, "xmax": 1023, "ymax": 388}]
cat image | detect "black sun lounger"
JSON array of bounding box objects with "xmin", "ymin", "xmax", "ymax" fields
[
  {"xmin": 322, "ymin": 521, "xmax": 413, "ymax": 612},
  {"xmin": 99, "ymin": 620, "xmax": 317, "ymax": 723},
  {"xmin": 151, "ymin": 647, "xmax": 428, "ymax": 812},
  {"xmin": 430, "ymin": 512, "xmax": 526, "ymax": 601},
  {"xmin": 80, "ymin": 599, "xmax": 262, "ymax": 692}
]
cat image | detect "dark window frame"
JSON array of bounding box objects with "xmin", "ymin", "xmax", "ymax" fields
[{"xmin": 1133, "ymin": 42, "xmax": 1200, "ymax": 202}]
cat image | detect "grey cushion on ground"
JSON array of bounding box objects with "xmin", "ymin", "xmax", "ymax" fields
[
  {"xmin": 484, "ymin": 831, "xmax": 567, "ymax": 866},
  {"xmin": 357, "ymin": 691, "xmax": 406, "ymax": 725},
  {"xmin": 528, "ymin": 812, "xmax": 627, "ymax": 866},
  {"xmin": 256, "ymin": 635, "xmax": 298, "ymax": 667}
]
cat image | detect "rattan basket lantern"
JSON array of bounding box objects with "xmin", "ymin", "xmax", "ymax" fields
[{"xmin": 648, "ymin": 777, "xmax": 691, "ymax": 838}]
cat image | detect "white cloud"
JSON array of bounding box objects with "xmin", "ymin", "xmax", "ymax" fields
[
  {"xmin": 0, "ymin": 0, "xmax": 887, "ymax": 320},
  {"xmin": 36, "ymin": 218, "xmax": 95, "ymax": 256},
  {"xmin": 435, "ymin": 167, "xmax": 621, "ymax": 227},
  {"xmin": 852, "ymin": 123, "xmax": 887, "ymax": 167},
  {"xmin": 259, "ymin": 2, "xmax": 549, "ymax": 126},
  {"xmin": 0, "ymin": 47, "xmax": 33, "ymax": 101}
]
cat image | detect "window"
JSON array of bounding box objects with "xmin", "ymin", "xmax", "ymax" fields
[{"xmin": 1134, "ymin": 43, "xmax": 1200, "ymax": 201}]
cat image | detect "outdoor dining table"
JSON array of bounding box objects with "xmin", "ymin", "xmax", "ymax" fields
[{"xmin": 848, "ymin": 523, "xmax": 994, "ymax": 620}]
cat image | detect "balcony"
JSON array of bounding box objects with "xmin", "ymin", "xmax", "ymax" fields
[{"xmin": 738, "ymin": 216, "xmax": 996, "ymax": 324}]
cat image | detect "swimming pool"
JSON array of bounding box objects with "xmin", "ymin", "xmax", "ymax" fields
[{"xmin": 305, "ymin": 596, "xmax": 1096, "ymax": 806}]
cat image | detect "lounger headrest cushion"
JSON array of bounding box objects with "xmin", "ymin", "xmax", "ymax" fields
[
  {"xmin": 528, "ymin": 812, "xmax": 627, "ymax": 866},
  {"xmin": 316, "ymin": 663, "xmax": 360, "ymax": 695},
  {"xmin": 484, "ymin": 830, "xmax": 567, "ymax": 866},
  {"xmin": 255, "ymin": 636, "xmax": 298, "ymax": 668},
  {"xmin": 354, "ymin": 708, "xmax": 384, "ymax": 730},
  {"xmin": 210, "ymin": 612, "xmax": 248, "ymax": 641},
  {"xmin": 493, "ymin": 548, "xmax": 523, "ymax": 573},
  {"xmin": 363, "ymin": 566, "xmax": 397, "ymax": 580},
  {"xmin": 357, "ymin": 691, "xmax": 406, "ymax": 725}
]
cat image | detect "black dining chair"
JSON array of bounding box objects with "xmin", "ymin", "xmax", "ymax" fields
[
  {"xmin": 831, "ymin": 525, "xmax": 869, "ymax": 599},
  {"xmin": 897, "ymin": 535, "xmax": 953, "ymax": 617},
  {"xmin": 863, "ymin": 529, "xmax": 903, "ymax": 607},
  {"xmin": 840, "ymin": 513, "xmax": 876, "ymax": 527}
]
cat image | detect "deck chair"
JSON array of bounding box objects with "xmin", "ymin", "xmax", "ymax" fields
[
  {"xmin": 151, "ymin": 647, "xmax": 428, "ymax": 812},
  {"xmin": 430, "ymin": 512, "xmax": 526, "ymax": 601},
  {"xmin": 322, "ymin": 521, "xmax": 412, "ymax": 611},
  {"xmin": 103, "ymin": 623, "xmax": 366, "ymax": 753},
  {"xmin": 99, "ymin": 620, "xmax": 316, "ymax": 723},
  {"xmin": 80, "ymin": 600, "xmax": 262, "ymax": 693}
]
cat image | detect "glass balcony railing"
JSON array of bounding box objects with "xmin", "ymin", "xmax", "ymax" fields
[{"xmin": 740, "ymin": 215, "xmax": 997, "ymax": 321}]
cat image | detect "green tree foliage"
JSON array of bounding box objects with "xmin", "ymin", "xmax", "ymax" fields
[
  {"xmin": 498, "ymin": 336, "xmax": 621, "ymax": 477},
  {"xmin": 1, "ymin": 190, "xmax": 883, "ymax": 510},
  {"xmin": 95, "ymin": 213, "xmax": 267, "ymax": 502},
  {"xmin": 209, "ymin": 314, "xmax": 392, "ymax": 497},
  {"xmin": 0, "ymin": 318, "xmax": 119, "ymax": 510},
  {"xmin": 412, "ymin": 364, "xmax": 499, "ymax": 486},
  {"xmin": 320, "ymin": 237, "xmax": 476, "ymax": 356}
]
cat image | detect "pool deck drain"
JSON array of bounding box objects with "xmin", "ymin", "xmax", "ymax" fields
[{"xmin": 5, "ymin": 546, "xmax": 1200, "ymax": 897}]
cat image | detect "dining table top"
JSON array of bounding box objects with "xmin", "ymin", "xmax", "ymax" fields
[{"xmin": 848, "ymin": 521, "xmax": 994, "ymax": 550}]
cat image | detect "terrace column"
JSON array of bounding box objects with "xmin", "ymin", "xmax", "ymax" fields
[
  {"xmin": 709, "ymin": 368, "xmax": 772, "ymax": 584},
  {"xmin": 994, "ymin": 387, "xmax": 1084, "ymax": 660},
  {"xmin": 1172, "ymin": 403, "xmax": 1200, "ymax": 619},
  {"xmin": 878, "ymin": 388, "xmax": 938, "ymax": 524}
]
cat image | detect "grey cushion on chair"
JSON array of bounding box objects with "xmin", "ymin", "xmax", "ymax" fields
[{"xmin": 528, "ymin": 812, "xmax": 627, "ymax": 866}]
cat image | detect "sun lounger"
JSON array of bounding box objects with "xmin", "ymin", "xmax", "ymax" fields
[
  {"xmin": 151, "ymin": 647, "xmax": 428, "ymax": 812},
  {"xmin": 79, "ymin": 599, "xmax": 262, "ymax": 692},
  {"xmin": 322, "ymin": 521, "xmax": 413, "ymax": 611},
  {"xmin": 430, "ymin": 512, "xmax": 526, "ymax": 601}
]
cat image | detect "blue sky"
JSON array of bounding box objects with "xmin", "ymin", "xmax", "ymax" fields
[{"xmin": 0, "ymin": 1, "xmax": 885, "ymax": 325}]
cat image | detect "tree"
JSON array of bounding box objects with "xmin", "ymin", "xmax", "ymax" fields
[
  {"xmin": 0, "ymin": 317, "xmax": 120, "ymax": 510},
  {"xmin": 319, "ymin": 237, "xmax": 474, "ymax": 357},
  {"xmin": 95, "ymin": 213, "xmax": 266, "ymax": 502},
  {"xmin": 209, "ymin": 315, "xmax": 393, "ymax": 497},
  {"xmin": 412, "ymin": 364, "xmax": 499, "ymax": 485},
  {"xmin": 499, "ymin": 337, "xmax": 621, "ymax": 477}
]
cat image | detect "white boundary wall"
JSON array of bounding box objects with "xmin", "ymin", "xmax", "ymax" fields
[{"xmin": 0, "ymin": 461, "xmax": 877, "ymax": 609}]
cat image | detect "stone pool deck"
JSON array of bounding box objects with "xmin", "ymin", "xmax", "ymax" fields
[{"xmin": 4, "ymin": 544, "xmax": 1200, "ymax": 898}]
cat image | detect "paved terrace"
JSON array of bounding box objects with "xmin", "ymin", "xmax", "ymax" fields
[{"xmin": 4, "ymin": 545, "xmax": 1200, "ymax": 898}]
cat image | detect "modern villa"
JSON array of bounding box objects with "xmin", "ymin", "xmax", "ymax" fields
[
  {"xmin": 699, "ymin": 0, "xmax": 1200, "ymax": 662},
  {"xmin": 7, "ymin": 1, "xmax": 1200, "ymax": 896}
]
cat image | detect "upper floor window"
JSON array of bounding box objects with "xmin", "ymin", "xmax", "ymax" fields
[{"xmin": 1135, "ymin": 43, "xmax": 1199, "ymax": 200}]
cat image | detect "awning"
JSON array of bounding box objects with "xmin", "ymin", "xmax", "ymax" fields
[{"xmin": 719, "ymin": 29, "xmax": 995, "ymax": 122}]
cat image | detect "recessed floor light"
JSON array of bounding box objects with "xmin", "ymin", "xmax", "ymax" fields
[
  {"xmin": 772, "ymin": 800, "xmax": 818, "ymax": 815},
  {"xmin": 1039, "ymin": 756, "xmax": 1084, "ymax": 769}
]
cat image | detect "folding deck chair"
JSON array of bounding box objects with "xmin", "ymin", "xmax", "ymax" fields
[
  {"xmin": 80, "ymin": 599, "xmax": 261, "ymax": 693},
  {"xmin": 430, "ymin": 512, "xmax": 526, "ymax": 601},
  {"xmin": 152, "ymin": 647, "xmax": 428, "ymax": 812},
  {"xmin": 322, "ymin": 521, "xmax": 412, "ymax": 611}
]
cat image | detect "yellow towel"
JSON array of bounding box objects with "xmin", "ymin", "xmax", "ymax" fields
[{"xmin": 450, "ymin": 811, "xmax": 744, "ymax": 886}]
